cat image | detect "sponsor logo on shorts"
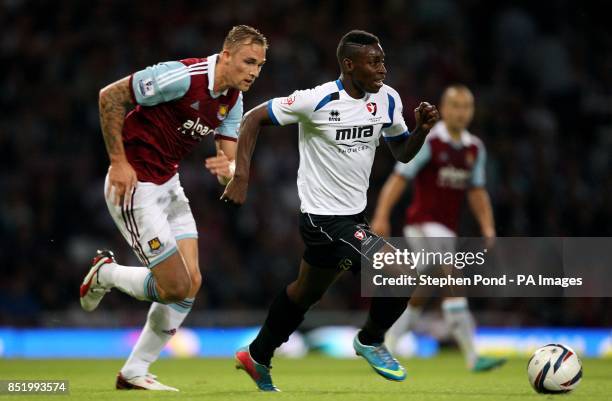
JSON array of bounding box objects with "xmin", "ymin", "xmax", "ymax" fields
[
  {"xmin": 354, "ymin": 229, "xmax": 367, "ymax": 241},
  {"xmin": 338, "ymin": 258, "xmax": 353, "ymax": 271},
  {"xmin": 162, "ymin": 328, "xmax": 177, "ymax": 336},
  {"xmin": 148, "ymin": 237, "xmax": 163, "ymax": 254}
]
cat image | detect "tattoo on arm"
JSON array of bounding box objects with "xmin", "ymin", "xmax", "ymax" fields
[{"xmin": 99, "ymin": 76, "xmax": 133, "ymax": 162}]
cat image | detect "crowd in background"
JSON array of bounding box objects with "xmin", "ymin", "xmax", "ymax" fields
[{"xmin": 1, "ymin": 0, "xmax": 610, "ymax": 327}]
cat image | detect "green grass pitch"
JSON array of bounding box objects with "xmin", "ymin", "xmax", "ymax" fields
[{"xmin": 1, "ymin": 352, "xmax": 609, "ymax": 400}]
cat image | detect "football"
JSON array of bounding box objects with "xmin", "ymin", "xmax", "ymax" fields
[{"xmin": 527, "ymin": 344, "xmax": 583, "ymax": 394}]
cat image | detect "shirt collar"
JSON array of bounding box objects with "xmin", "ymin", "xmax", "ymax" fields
[
  {"xmin": 439, "ymin": 121, "xmax": 471, "ymax": 147},
  {"xmin": 207, "ymin": 54, "xmax": 229, "ymax": 98}
]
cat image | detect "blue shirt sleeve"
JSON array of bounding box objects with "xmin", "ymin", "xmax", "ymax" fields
[
  {"xmin": 131, "ymin": 61, "xmax": 191, "ymax": 106},
  {"xmin": 215, "ymin": 93, "xmax": 243, "ymax": 139},
  {"xmin": 382, "ymin": 87, "xmax": 409, "ymax": 141},
  {"xmin": 394, "ymin": 140, "xmax": 431, "ymax": 179},
  {"xmin": 470, "ymin": 144, "xmax": 487, "ymax": 187}
]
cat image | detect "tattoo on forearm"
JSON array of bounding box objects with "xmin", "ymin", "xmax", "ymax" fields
[{"xmin": 99, "ymin": 77, "xmax": 132, "ymax": 159}]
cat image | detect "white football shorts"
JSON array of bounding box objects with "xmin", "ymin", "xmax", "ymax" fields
[
  {"xmin": 403, "ymin": 222, "xmax": 457, "ymax": 273},
  {"xmin": 104, "ymin": 173, "xmax": 198, "ymax": 268}
]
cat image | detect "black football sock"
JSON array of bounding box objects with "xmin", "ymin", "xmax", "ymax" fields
[
  {"xmin": 359, "ymin": 297, "xmax": 410, "ymax": 345},
  {"xmin": 249, "ymin": 288, "xmax": 306, "ymax": 366}
]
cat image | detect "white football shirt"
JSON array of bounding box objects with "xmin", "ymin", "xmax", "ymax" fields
[{"xmin": 268, "ymin": 79, "xmax": 409, "ymax": 215}]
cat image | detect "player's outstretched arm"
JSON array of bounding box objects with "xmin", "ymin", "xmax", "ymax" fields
[
  {"xmin": 221, "ymin": 103, "xmax": 273, "ymax": 205},
  {"xmin": 99, "ymin": 76, "xmax": 137, "ymax": 207},
  {"xmin": 387, "ymin": 102, "xmax": 439, "ymax": 163},
  {"xmin": 371, "ymin": 173, "xmax": 408, "ymax": 236}
]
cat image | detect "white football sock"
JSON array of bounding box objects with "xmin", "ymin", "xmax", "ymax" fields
[
  {"xmin": 98, "ymin": 263, "xmax": 160, "ymax": 302},
  {"xmin": 442, "ymin": 297, "xmax": 478, "ymax": 367},
  {"xmin": 387, "ymin": 303, "xmax": 423, "ymax": 342},
  {"xmin": 121, "ymin": 299, "xmax": 194, "ymax": 379}
]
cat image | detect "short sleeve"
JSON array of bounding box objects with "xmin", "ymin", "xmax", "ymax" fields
[
  {"xmin": 215, "ymin": 93, "xmax": 243, "ymax": 141},
  {"xmin": 131, "ymin": 61, "xmax": 191, "ymax": 106},
  {"xmin": 267, "ymin": 89, "xmax": 318, "ymax": 126},
  {"xmin": 382, "ymin": 89, "xmax": 409, "ymax": 141},
  {"xmin": 394, "ymin": 140, "xmax": 431, "ymax": 179},
  {"xmin": 470, "ymin": 143, "xmax": 487, "ymax": 187}
]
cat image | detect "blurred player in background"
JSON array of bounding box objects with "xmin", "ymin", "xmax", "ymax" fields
[
  {"xmin": 79, "ymin": 25, "xmax": 267, "ymax": 390},
  {"xmin": 223, "ymin": 30, "xmax": 439, "ymax": 391},
  {"xmin": 371, "ymin": 85, "xmax": 506, "ymax": 372}
]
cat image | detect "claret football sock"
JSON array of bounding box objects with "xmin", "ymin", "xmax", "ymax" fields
[
  {"xmin": 121, "ymin": 298, "xmax": 194, "ymax": 378},
  {"xmin": 249, "ymin": 289, "xmax": 306, "ymax": 367},
  {"xmin": 442, "ymin": 297, "xmax": 478, "ymax": 367},
  {"xmin": 98, "ymin": 263, "xmax": 161, "ymax": 302},
  {"xmin": 359, "ymin": 297, "xmax": 410, "ymax": 345}
]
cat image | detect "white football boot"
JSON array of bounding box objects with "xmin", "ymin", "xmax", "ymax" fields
[
  {"xmin": 116, "ymin": 372, "xmax": 179, "ymax": 391},
  {"xmin": 79, "ymin": 250, "xmax": 114, "ymax": 312}
]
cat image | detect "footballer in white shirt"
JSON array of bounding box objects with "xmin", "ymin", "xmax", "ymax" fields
[{"xmin": 223, "ymin": 30, "xmax": 439, "ymax": 392}]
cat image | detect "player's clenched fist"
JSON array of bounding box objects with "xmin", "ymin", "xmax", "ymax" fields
[
  {"xmin": 205, "ymin": 150, "xmax": 235, "ymax": 185},
  {"xmin": 221, "ymin": 176, "xmax": 248, "ymax": 206},
  {"xmin": 107, "ymin": 161, "xmax": 138, "ymax": 208},
  {"xmin": 414, "ymin": 102, "xmax": 440, "ymax": 132}
]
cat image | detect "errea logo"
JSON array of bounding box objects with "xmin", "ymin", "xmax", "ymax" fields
[
  {"xmin": 329, "ymin": 110, "xmax": 341, "ymax": 122},
  {"xmin": 177, "ymin": 117, "xmax": 213, "ymax": 141}
]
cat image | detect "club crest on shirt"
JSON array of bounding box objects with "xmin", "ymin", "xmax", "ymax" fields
[
  {"xmin": 366, "ymin": 102, "xmax": 377, "ymax": 116},
  {"xmin": 465, "ymin": 152, "xmax": 475, "ymax": 167},
  {"xmin": 217, "ymin": 104, "xmax": 229, "ymax": 120},
  {"xmin": 148, "ymin": 237, "xmax": 163, "ymax": 254}
]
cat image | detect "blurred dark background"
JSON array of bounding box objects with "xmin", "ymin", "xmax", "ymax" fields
[{"xmin": 1, "ymin": 0, "xmax": 610, "ymax": 328}]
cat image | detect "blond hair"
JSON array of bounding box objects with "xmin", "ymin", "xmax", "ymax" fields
[{"xmin": 223, "ymin": 25, "xmax": 268, "ymax": 51}]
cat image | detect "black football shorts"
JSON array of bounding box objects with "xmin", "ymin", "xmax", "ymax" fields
[{"xmin": 299, "ymin": 212, "xmax": 388, "ymax": 272}]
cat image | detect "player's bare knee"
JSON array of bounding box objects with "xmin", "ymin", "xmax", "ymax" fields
[
  {"xmin": 172, "ymin": 278, "xmax": 192, "ymax": 301},
  {"xmin": 159, "ymin": 278, "xmax": 192, "ymax": 302}
]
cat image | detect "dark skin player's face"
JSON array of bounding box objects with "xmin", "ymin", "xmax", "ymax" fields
[{"xmin": 346, "ymin": 43, "xmax": 387, "ymax": 95}]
